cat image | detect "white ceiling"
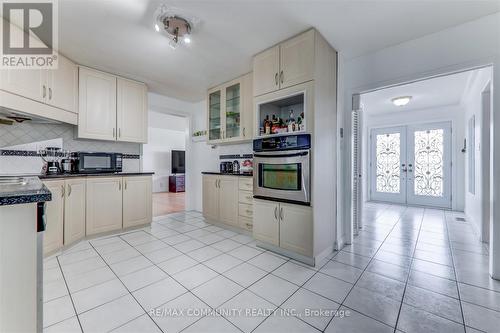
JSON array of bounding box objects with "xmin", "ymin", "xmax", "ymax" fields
[
  {"xmin": 58, "ymin": 0, "xmax": 500, "ymax": 101},
  {"xmin": 360, "ymin": 70, "xmax": 473, "ymax": 115}
]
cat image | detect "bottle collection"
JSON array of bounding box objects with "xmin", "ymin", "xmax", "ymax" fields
[{"xmin": 260, "ymin": 108, "xmax": 305, "ymax": 136}]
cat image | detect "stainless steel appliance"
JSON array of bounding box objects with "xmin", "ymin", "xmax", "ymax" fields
[
  {"xmin": 253, "ymin": 134, "xmax": 311, "ymax": 205},
  {"xmin": 39, "ymin": 147, "xmax": 67, "ymax": 175},
  {"xmin": 75, "ymin": 152, "xmax": 123, "ymax": 173},
  {"xmin": 220, "ymin": 161, "xmax": 233, "ymax": 174}
]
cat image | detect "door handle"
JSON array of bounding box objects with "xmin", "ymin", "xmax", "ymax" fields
[
  {"xmin": 280, "ymin": 207, "xmax": 283, "ymax": 220},
  {"xmin": 275, "ymin": 72, "xmax": 278, "ymax": 86},
  {"xmin": 274, "ymin": 206, "xmax": 278, "ymax": 220},
  {"xmin": 67, "ymin": 184, "xmax": 72, "ymax": 197}
]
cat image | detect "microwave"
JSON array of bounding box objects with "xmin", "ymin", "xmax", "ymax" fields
[{"xmin": 75, "ymin": 152, "xmax": 123, "ymax": 173}]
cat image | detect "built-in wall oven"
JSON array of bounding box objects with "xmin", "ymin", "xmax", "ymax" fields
[{"xmin": 253, "ymin": 134, "xmax": 311, "ymax": 205}]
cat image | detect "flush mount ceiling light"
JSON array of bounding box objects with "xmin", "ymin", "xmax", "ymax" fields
[
  {"xmin": 391, "ymin": 96, "xmax": 412, "ymax": 106},
  {"xmin": 154, "ymin": 5, "xmax": 199, "ymax": 49}
]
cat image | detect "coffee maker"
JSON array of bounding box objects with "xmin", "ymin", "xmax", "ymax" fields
[{"xmin": 39, "ymin": 147, "xmax": 66, "ymax": 175}]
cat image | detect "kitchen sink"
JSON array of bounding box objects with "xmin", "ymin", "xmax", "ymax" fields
[{"xmin": 0, "ymin": 176, "xmax": 42, "ymax": 193}]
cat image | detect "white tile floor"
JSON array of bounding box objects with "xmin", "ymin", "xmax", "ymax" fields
[{"xmin": 43, "ymin": 204, "xmax": 499, "ymax": 333}]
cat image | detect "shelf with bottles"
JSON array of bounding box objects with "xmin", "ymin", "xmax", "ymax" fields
[{"xmin": 257, "ymin": 93, "xmax": 305, "ymax": 137}]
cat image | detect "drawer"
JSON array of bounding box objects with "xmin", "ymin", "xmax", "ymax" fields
[
  {"xmin": 239, "ymin": 216, "xmax": 253, "ymax": 231},
  {"xmin": 239, "ymin": 203, "xmax": 253, "ymax": 218},
  {"xmin": 238, "ymin": 190, "xmax": 253, "ymax": 204},
  {"xmin": 239, "ymin": 177, "xmax": 253, "ymax": 191}
]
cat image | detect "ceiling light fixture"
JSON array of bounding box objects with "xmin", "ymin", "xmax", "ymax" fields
[
  {"xmin": 392, "ymin": 96, "xmax": 412, "ymax": 106},
  {"xmin": 153, "ymin": 5, "xmax": 199, "ymax": 49}
]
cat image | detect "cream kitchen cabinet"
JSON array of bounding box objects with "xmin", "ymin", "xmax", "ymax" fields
[
  {"xmin": 43, "ymin": 180, "xmax": 65, "ymax": 255},
  {"xmin": 202, "ymin": 174, "xmax": 239, "ymax": 227},
  {"xmin": 63, "ymin": 178, "xmax": 86, "ymax": 246},
  {"xmin": 78, "ymin": 67, "xmax": 148, "ymax": 143},
  {"xmin": 253, "ymin": 29, "xmax": 315, "ymax": 96},
  {"xmin": 78, "ymin": 67, "xmax": 117, "ymax": 141},
  {"xmin": 47, "ymin": 54, "xmax": 78, "ymax": 113},
  {"xmin": 207, "ymin": 73, "xmax": 253, "ymax": 144},
  {"xmin": 253, "ymin": 199, "xmax": 313, "ymax": 257},
  {"xmin": 86, "ymin": 177, "xmax": 123, "ymax": 236},
  {"xmin": 117, "ymin": 78, "xmax": 148, "ymax": 143},
  {"xmin": 123, "ymin": 176, "xmax": 152, "ymax": 228}
]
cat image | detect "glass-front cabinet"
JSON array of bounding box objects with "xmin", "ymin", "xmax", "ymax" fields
[{"xmin": 206, "ymin": 73, "xmax": 252, "ymax": 144}]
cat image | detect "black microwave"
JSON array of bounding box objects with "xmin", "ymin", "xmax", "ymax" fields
[{"xmin": 75, "ymin": 152, "xmax": 122, "ymax": 173}]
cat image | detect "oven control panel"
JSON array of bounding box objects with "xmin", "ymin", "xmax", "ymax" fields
[{"xmin": 253, "ymin": 133, "xmax": 311, "ymax": 152}]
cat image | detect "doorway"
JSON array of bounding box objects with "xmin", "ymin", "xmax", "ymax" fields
[{"xmin": 370, "ymin": 122, "xmax": 452, "ymax": 208}]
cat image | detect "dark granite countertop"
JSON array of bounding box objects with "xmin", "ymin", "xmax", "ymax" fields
[
  {"xmin": 7, "ymin": 172, "xmax": 155, "ymax": 180},
  {"xmin": 0, "ymin": 177, "xmax": 52, "ymax": 206},
  {"xmin": 202, "ymin": 172, "xmax": 253, "ymax": 177}
]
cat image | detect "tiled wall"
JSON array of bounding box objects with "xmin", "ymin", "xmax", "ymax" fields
[
  {"xmin": 0, "ymin": 122, "xmax": 141, "ymax": 174},
  {"xmin": 0, "ymin": 122, "xmax": 140, "ymax": 154}
]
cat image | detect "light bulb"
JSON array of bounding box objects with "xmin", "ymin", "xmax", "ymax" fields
[
  {"xmin": 154, "ymin": 24, "xmax": 160, "ymax": 32},
  {"xmin": 391, "ymin": 96, "xmax": 412, "ymax": 106},
  {"xmin": 184, "ymin": 36, "xmax": 191, "ymax": 44}
]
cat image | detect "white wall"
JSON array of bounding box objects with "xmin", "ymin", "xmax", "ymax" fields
[
  {"xmin": 463, "ymin": 67, "xmax": 493, "ymax": 242},
  {"xmin": 338, "ymin": 12, "xmax": 500, "ymax": 277},
  {"xmin": 361, "ymin": 105, "xmax": 466, "ymax": 211},
  {"xmin": 143, "ymin": 112, "xmax": 188, "ymax": 193}
]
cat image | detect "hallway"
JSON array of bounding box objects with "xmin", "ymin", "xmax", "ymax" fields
[{"xmin": 346, "ymin": 202, "xmax": 497, "ymax": 332}]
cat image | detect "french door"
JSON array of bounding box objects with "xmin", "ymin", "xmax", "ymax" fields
[{"xmin": 370, "ymin": 122, "xmax": 452, "ymax": 209}]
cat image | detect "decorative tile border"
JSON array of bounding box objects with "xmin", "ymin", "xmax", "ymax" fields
[
  {"xmin": 0, "ymin": 150, "xmax": 141, "ymax": 159},
  {"xmin": 219, "ymin": 154, "xmax": 253, "ymax": 160}
]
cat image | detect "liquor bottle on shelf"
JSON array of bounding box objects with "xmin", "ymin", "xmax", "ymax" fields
[
  {"xmin": 287, "ymin": 109, "xmax": 296, "ymax": 133},
  {"xmin": 264, "ymin": 115, "xmax": 271, "ymax": 135}
]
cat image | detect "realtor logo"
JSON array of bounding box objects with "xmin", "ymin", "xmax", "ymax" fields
[{"xmin": 1, "ymin": 0, "xmax": 58, "ymax": 68}]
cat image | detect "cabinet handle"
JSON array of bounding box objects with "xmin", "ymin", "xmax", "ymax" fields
[
  {"xmin": 280, "ymin": 207, "xmax": 283, "ymax": 220},
  {"xmin": 49, "ymin": 87, "xmax": 52, "ymax": 100},
  {"xmin": 113, "ymin": 128, "xmax": 116, "ymax": 138},
  {"xmin": 119, "ymin": 181, "xmax": 121, "ymax": 191},
  {"xmin": 275, "ymin": 72, "xmax": 278, "ymax": 86},
  {"xmin": 61, "ymin": 184, "xmax": 65, "ymax": 198},
  {"xmin": 119, "ymin": 128, "xmax": 121, "ymax": 138},
  {"xmin": 215, "ymin": 179, "xmax": 218, "ymax": 188},
  {"xmin": 124, "ymin": 180, "xmax": 127, "ymax": 190},
  {"xmin": 67, "ymin": 184, "xmax": 72, "ymax": 197},
  {"xmin": 243, "ymin": 127, "xmax": 246, "ymax": 137},
  {"xmin": 280, "ymin": 71, "xmax": 284, "ymax": 84},
  {"xmin": 274, "ymin": 206, "xmax": 277, "ymax": 220},
  {"xmin": 246, "ymin": 223, "xmax": 252, "ymax": 228},
  {"xmin": 43, "ymin": 85, "xmax": 46, "ymax": 98},
  {"xmin": 246, "ymin": 196, "xmax": 252, "ymax": 201}
]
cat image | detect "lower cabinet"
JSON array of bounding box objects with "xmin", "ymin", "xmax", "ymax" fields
[
  {"xmin": 123, "ymin": 176, "xmax": 152, "ymax": 228},
  {"xmin": 253, "ymin": 199, "xmax": 313, "ymax": 257},
  {"xmin": 86, "ymin": 177, "xmax": 123, "ymax": 236},
  {"xmin": 43, "ymin": 180, "xmax": 65, "ymax": 255},
  {"xmin": 218, "ymin": 176, "xmax": 239, "ymax": 226},
  {"xmin": 63, "ymin": 178, "xmax": 86, "ymax": 246},
  {"xmin": 202, "ymin": 175, "xmax": 219, "ymax": 221}
]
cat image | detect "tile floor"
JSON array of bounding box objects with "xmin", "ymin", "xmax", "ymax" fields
[{"xmin": 43, "ymin": 203, "xmax": 499, "ymax": 333}]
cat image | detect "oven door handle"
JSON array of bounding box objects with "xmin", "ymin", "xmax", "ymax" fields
[{"xmin": 253, "ymin": 152, "xmax": 309, "ymax": 158}]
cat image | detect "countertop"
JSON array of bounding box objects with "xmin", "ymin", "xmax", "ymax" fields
[
  {"xmin": 5, "ymin": 172, "xmax": 155, "ymax": 180},
  {"xmin": 202, "ymin": 171, "xmax": 253, "ymax": 177},
  {"xmin": 0, "ymin": 177, "xmax": 52, "ymax": 206}
]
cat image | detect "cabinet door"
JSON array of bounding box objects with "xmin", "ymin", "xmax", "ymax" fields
[
  {"xmin": 279, "ymin": 203, "xmax": 313, "ymax": 257},
  {"xmin": 47, "ymin": 54, "xmax": 78, "ymax": 113},
  {"xmin": 123, "ymin": 176, "xmax": 152, "ymax": 228},
  {"xmin": 43, "ymin": 180, "xmax": 64, "ymax": 255},
  {"xmin": 279, "ymin": 30, "xmax": 315, "ymax": 89},
  {"xmin": 253, "ymin": 199, "xmax": 279, "ymax": 246},
  {"xmin": 218, "ymin": 176, "xmax": 239, "ymax": 226},
  {"xmin": 202, "ymin": 175, "xmax": 219, "ymax": 221},
  {"xmin": 241, "ymin": 73, "xmax": 254, "ymax": 140},
  {"xmin": 86, "ymin": 177, "xmax": 123, "ymax": 235},
  {"xmin": 207, "ymin": 89, "xmax": 222, "ymax": 142},
  {"xmin": 78, "ymin": 67, "xmax": 117, "ymax": 141},
  {"xmin": 253, "ymin": 45, "xmax": 279, "ymax": 96},
  {"xmin": 117, "ymin": 78, "xmax": 148, "ymax": 143},
  {"xmin": 64, "ymin": 178, "xmax": 86, "ymax": 246},
  {"xmin": 223, "ymin": 81, "xmax": 242, "ymax": 140}
]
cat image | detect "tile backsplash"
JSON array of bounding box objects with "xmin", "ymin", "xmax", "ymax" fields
[{"xmin": 0, "ymin": 122, "xmax": 141, "ymax": 174}]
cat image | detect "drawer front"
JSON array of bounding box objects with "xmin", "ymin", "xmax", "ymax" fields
[
  {"xmin": 238, "ymin": 190, "xmax": 253, "ymax": 205},
  {"xmin": 239, "ymin": 178, "xmax": 253, "ymax": 191},
  {"xmin": 239, "ymin": 203, "xmax": 253, "ymax": 218},
  {"xmin": 239, "ymin": 216, "xmax": 253, "ymax": 231}
]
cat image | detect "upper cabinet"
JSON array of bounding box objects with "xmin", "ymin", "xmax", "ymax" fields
[
  {"xmin": 78, "ymin": 67, "xmax": 148, "ymax": 143},
  {"xmin": 253, "ymin": 29, "xmax": 315, "ymax": 97},
  {"xmin": 117, "ymin": 78, "xmax": 148, "ymax": 143},
  {"xmin": 207, "ymin": 72, "xmax": 253, "ymax": 144},
  {"xmin": 47, "ymin": 54, "xmax": 78, "ymax": 113}
]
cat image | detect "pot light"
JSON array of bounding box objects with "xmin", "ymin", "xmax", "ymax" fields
[
  {"xmin": 154, "ymin": 24, "xmax": 160, "ymax": 32},
  {"xmin": 183, "ymin": 36, "xmax": 191, "ymax": 44},
  {"xmin": 392, "ymin": 96, "xmax": 412, "ymax": 106}
]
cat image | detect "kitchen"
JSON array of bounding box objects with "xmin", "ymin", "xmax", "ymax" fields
[{"xmin": 1, "ymin": 2, "xmax": 499, "ymax": 333}]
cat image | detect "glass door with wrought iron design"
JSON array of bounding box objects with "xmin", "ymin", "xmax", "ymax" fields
[
  {"xmin": 370, "ymin": 122, "xmax": 452, "ymax": 208},
  {"xmin": 370, "ymin": 126, "xmax": 407, "ymax": 204},
  {"xmin": 224, "ymin": 83, "xmax": 241, "ymax": 139},
  {"xmin": 406, "ymin": 122, "xmax": 451, "ymax": 208},
  {"xmin": 208, "ymin": 90, "xmax": 222, "ymax": 141}
]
